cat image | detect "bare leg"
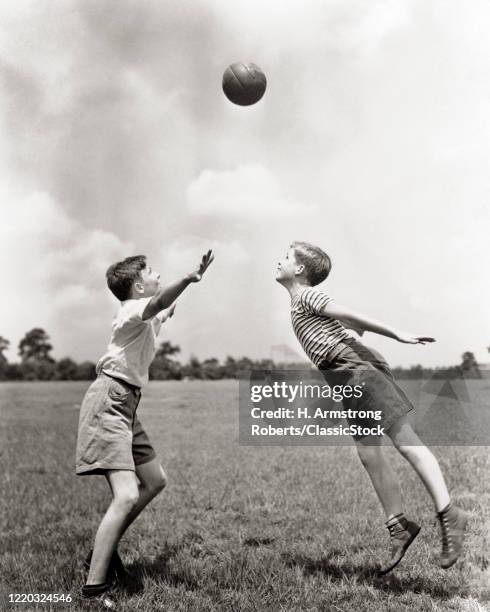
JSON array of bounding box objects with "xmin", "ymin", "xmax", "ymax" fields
[
  {"xmin": 117, "ymin": 458, "xmax": 167, "ymax": 536},
  {"xmin": 356, "ymin": 435, "xmax": 403, "ymax": 520},
  {"xmin": 87, "ymin": 470, "xmax": 139, "ymax": 585},
  {"xmin": 87, "ymin": 460, "xmax": 166, "ymax": 585},
  {"xmin": 387, "ymin": 416, "xmax": 450, "ymax": 512}
]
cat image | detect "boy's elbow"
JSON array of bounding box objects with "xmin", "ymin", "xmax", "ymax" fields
[
  {"xmin": 159, "ymin": 296, "xmax": 174, "ymax": 310},
  {"xmin": 151, "ymin": 291, "xmax": 168, "ymax": 310},
  {"xmin": 341, "ymin": 316, "xmax": 360, "ymax": 328}
]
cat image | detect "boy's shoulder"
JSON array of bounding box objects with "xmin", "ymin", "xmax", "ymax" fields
[
  {"xmin": 297, "ymin": 285, "xmax": 331, "ymax": 302},
  {"xmin": 114, "ymin": 297, "xmax": 154, "ymax": 326},
  {"xmin": 293, "ymin": 286, "xmax": 333, "ymax": 315}
]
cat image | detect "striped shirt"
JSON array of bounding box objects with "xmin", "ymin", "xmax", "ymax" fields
[{"xmin": 291, "ymin": 287, "xmax": 350, "ymax": 367}]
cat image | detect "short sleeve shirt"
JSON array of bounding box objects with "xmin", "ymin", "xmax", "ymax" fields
[
  {"xmin": 291, "ymin": 287, "xmax": 350, "ymax": 367},
  {"xmin": 96, "ymin": 297, "xmax": 163, "ymax": 387}
]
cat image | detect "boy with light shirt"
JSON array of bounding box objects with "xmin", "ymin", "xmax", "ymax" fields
[
  {"xmin": 76, "ymin": 250, "xmax": 214, "ymax": 607},
  {"xmin": 276, "ymin": 241, "xmax": 468, "ymax": 574}
]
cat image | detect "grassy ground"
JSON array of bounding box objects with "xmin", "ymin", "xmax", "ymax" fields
[{"xmin": 0, "ymin": 380, "xmax": 489, "ymax": 611}]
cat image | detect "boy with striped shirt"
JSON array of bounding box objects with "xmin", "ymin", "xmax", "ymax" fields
[{"xmin": 276, "ymin": 241, "xmax": 468, "ymax": 574}]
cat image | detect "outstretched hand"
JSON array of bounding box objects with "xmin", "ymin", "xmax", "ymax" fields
[
  {"xmin": 396, "ymin": 332, "xmax": 436, "ymax": 345},
  {"xmin": 188, "ymin": 249, "xmax": 214, "ymax": 282}
]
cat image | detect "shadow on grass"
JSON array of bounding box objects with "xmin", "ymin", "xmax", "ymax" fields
[
  {"xmin": 281, "ymin": 551, "xmax": 465, "ymax": 600},
  {"xmin": 121, "ymin": 541, "xmax": 200, "ymax": 595}
]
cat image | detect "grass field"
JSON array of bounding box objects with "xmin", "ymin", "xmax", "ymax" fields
[{"xmin": 1, "ymin": 380, "xmax": 489, "ymax": 612}]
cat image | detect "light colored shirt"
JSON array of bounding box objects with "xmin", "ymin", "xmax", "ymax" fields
[
  {"xmin": 96, "ymin": 297, "xmax": 163, "ymax": 387},
  {"xmin": 291, "ymin": 287, "xmax": 350, "ymax": 367}
]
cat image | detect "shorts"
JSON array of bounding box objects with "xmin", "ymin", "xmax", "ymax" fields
[
  {"xmin": 319, "ymin": 337, "xmax": 414, "ymax": 440},
  {"xmin": 76, "ymin": 372, "xmax": 156, "ymax": 475}
]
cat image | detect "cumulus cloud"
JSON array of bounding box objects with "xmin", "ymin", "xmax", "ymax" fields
[
  {"xmin": 154, "ymin": 234, "xmax": 257, "ymax": 360},
  {"xmin": 202, "ymin": 0, "xmax": 410, "ymax": 58},
  {"xmin": 160, "ymin": 234, "xmax": 249, "ymax": 275},
  {"xmin": 0, "ymin": 188, "xmax": 132, "ymax": 361},
  {"xmin": 186, "ymin": 164, "xmax": 313, "ymax": 219},
  {"xmin": 1, "ymin": 0, "xmax": 489, "ymax": 366}
]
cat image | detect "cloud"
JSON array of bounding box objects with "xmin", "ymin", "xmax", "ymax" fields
[
  {"xmin": 0, "ymin": 1, "xmax": 206, "ymax": 242},
  {"xmin": 159, "ymin": 234, "xmax": 249, "ymax": 277},
  {"xmin": 186, "ymin": 164, "xmax": 313, "ymax": 219},
  {"xmin": 155, "ymin": 234, "xmax": 254, "ymax": 360},
  {"xmin": 201, "ymin": 0, "xmax": 410, "ymax": 57},
  {"xmin": 0, "ymin": 188, "xmax": 132, "ymax": 361},
  {"xmin": 1, "ymin": 0, "xmax": 489, "ymax": 367},
  {"xmin": 161, "ymin": 234, "xmax": 250, "ymax": 272}
]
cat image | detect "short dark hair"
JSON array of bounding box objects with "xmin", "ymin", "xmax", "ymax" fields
[
  {"xmin": 291, "ymin": 241, "xmax": 331, "ymax": 286},
  {"xmin": 106, "ymin": 255, "xmax": 147, "ymax": 301}
]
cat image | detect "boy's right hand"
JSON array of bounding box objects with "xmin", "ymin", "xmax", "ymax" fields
[
  {"xmin": 188, "ymin": 250, "xmax": 214, "ymax": 282},
  {"xmin": 396, "ymin": 332, "xmax": 436, "ymax": 345}
]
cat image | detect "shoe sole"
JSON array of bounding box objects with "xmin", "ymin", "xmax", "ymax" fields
[{"xmin": 378, "ymin": 525, "xmax": 421, "ymax": 576}]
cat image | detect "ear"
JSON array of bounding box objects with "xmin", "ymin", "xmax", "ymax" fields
[
  {"xmin": 133, "ymin": 281, "xmax": 145, "ymax": 296},
  {"xmin": 295, "ymin": 264, "xmax": 305, "ymax": 276}
]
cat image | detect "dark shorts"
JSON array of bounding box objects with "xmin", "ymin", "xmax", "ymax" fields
[
  {"xmin": 319, "ymin": 337, "xmax": 414, "ymax": 440},
  {"xmin": 76, "ymin": 373, "xmax": 156, "ymax": 475}
]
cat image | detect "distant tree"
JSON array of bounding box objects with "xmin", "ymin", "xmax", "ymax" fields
[
  {"xmin": 255, "ymin": 358, "xmax": 275, "ymax": 370},
  {"xmin": 19, "ymin": 328, "xmax": 54, "ymax": 362},
  {"xmin": 18, "ymin": 328, "xmax": 55, "ymax": 380},
  {"xmin": 235, "ymin": 357, "xmax": 255, "ymax": 375},
  {"xmin": 222, "ymin": 356, "xmax": 238, "ymax": 378},
  {"xmin": 74, "ymin": 361, "xmax": 97, "ymax": 381},
  {"xmin": 461, "ymin": 351, "xmax": 481, "ymax": 379},
  {"xmin": 0, "ymin": 335, "xmax": 9, "ymax": 358},
  {"xmin": 0, "ymin": 335, "xmax": 9, "ymax": 380},
  {"xmin": 55, "ymin": 357, "xmax": 79, "ymax": 380},
  {"xmin": 5, "ymin": 363, "xmax": 23, "ymax": 380},
  {"xmin": 201, "ymin": 357, "xmax": 222, "ymax": 380},
  {"xmin": 184, "ymin": 356, "xmax": 203, "ymax": 380},
  {"xmin": 150, "ymin": 341, "xmax": 182, "ymax": 380},
  {"xmin": 20, "ymin": 359, "xmax": 56, "ymax": 381},
  {"xmin": 408, "ymin": 365, "xmax": 424, "ymax": 379}
]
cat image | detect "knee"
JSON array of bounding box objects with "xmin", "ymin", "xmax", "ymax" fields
[
  {"xmin": 389, "ymin": 427, "xmax": 423, "ymax": 459},
  {"xmin": 356, "ymin": 444, "xmax": 382, "ymax": 468},
  {"xmin": 396, "ymin": 444, "xmax": 421, "ymax": 463},
  {"xmin": 149, "ymin": 466, "xmax": 167, "ymax": 495},
  {"xmin": 387, "ymin": 419, "xmax": 420, "ymax": 450},
  {"xmin": 114, "ymin": 488, "xmax": 139, "ymax": 513}
]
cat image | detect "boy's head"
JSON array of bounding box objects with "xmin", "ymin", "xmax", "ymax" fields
[
  {"xmin": 276, "ymin": 241, "xmax": 331, "ymax": 287},
  {"xmin": 106, "ymin": 255, "xmax": 161, "ymax": 301}
]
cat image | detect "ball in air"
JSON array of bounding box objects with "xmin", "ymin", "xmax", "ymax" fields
[{"xmin": 222, "ymin": 62, "xmax": 267, "ymax": 106}]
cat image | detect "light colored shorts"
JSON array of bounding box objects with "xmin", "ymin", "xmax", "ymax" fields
[{"xmin": 76, "ymin": 373, "xmax": 156, "ymax": 475}]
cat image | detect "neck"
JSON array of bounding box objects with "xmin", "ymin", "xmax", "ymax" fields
[{"xmin": 281, "ymin": 279, "xmax": 309, "ymax": 299}]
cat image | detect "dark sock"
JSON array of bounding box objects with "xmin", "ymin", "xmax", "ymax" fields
[
  {"xmin": 81, "ymin": 583, "xmax": 111, "ymax": 598},
  {"xmin": 438, "ymin": 502, "xmax": 451, "ymax": 516}
]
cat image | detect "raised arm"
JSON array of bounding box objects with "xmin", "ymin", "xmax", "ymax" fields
[
  {"xmin": 322, "ymin": 302, "xmax": 435, "ymax": 345},
  {"xmin": 142, "ymin": 250, "xmax": 214, "ymax": 321}
]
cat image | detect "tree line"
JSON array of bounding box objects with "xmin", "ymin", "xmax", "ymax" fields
[
  {"xmin": 0, "ymin": 328, "xmax": 484, "ymax": 382},
  {"xmin": 0, "ymin": 329, "xmax": 96, "ymax": 381}
]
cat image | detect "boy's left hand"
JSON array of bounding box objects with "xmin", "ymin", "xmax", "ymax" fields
[
  {"xmin": 396, "ymin": 332, "xmax": 435, "ymax": 345},
  {"xmin": 188, "ymin": 249, "xmax": 214, "ymax": 282}
]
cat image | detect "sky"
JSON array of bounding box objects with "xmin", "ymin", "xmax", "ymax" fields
[{"xmin": 1, "ymin": 0, "xmax": 489, "ymax": 367}]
